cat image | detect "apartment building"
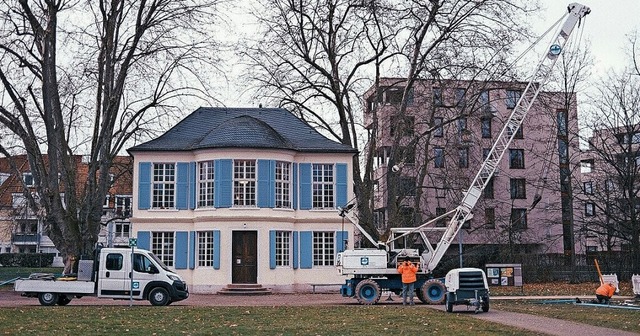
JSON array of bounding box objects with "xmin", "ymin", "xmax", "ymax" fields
[{"xmin": 365, "ymin": 78, "xmax": 583, "ymax": 256}]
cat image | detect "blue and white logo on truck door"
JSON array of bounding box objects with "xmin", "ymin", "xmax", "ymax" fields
[
  {"xmin": 360, "ymin": 257, "xmax": 369, "ymax": 265},
  {"xmin": 133, "ymin": 281, "xmax": 139, "ymax": 289}
]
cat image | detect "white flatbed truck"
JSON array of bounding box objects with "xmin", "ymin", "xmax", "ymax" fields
[{"xmin": 14, "ymin": 246, "xmax": 188, "ymax": 306}]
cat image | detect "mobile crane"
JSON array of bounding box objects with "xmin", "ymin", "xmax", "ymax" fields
[{"xmin": 336, "ymin": 3, "xmax": 591, "ymax": 308}]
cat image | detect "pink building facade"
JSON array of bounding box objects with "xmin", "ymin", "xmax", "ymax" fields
[{"xmin": 365, "ymin": 78, "xmax": 584, "ymax": 256}]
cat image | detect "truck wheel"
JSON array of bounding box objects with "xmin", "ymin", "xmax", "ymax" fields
[
  {"xmin": 355, "ymin": 279, "xmax": 381, "ymax": 305},
  {"xmin": 149, "ymin": 287, "xmax": 170, "ymax": 306},
  {"xmin": 445, "ymin": 293, "xmax": 454, "ymax": 313},
  {"xmin": 38, "ymin": 292, "xmax": 58, "ymax": 306},
  {"xmin": 57, "ymin": 295, "xmax": 72, "ymax": 306},
  {"xmin": 481, "ymin": 296, "xmax": 490, "ymax": 312},
  {"xmin": 419, "ymin": 279, "xmax": 445, "ymax": 305}
]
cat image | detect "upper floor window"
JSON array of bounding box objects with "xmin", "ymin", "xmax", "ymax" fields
[
  {"xmin": 399, "ymin": 177, "xmax": 416, "ymax": 197},
  {"xmin": 115, "ymin": 195, "xmax": 132, "ymax": 217},
  {"xmin": 312, "ymin": 164, "xmax": 334, "ymax": 209},
  {"xmin": 485, "ymin": 208, "xmax": 495, "ymax": 229},
  {"xmin": 22, "ymin": 173, "xmax": 34, "ymax": 187},
  {"xmin": 581, "ymin": 159, "xmax": 594, "ymax": 173},
  {"xmin": 481, "ymin": 118, "xmax": 492, "ymax": 138},
  {"xmin": 455, "ymin": 88, "xmax": 466, "ymax": 107},
  {"xmin": 433, "ymin": 87, "xmax": 443, "ymax": 106},
  {"xmin": 103, "ymin": 195, "xmax": 111, "ymax": 208},
  {"xmin": 510, "ymin": 208, "xmax": 527, "ymax": 229},
  {"xmin": 616, "ymin": 132, "xmax": 640, "ymax": 145},
  {"xmin": 484, "ymin": 177, "xmax": 494, "ymax": 199},
  {"xmin": 152, "ymin": 163, "xmax": 175, "ymax": 209},
  {"xmin": 234, "ymin": 160, "xmax": 256, "ymax": 207},
  {"xmin": 390, "ymin": 115, "xmax": 415, "ymax": 137},
  {"xmin": 479, "ymin": 90, "xmax": 491, "ymax": 112},
  {"xmin": 509, "ymin": 149, "xmax": 525, "ymax": 169},
  {"xmin": 583, "ymin": 181, "xmax": 594, "ymax": 195},
  {"xmin": 585, "ymin": 202, "xmax": 595, "ymax": 216},
  {"xmin": 510, "ymin": 178, "xmax": 526, "ymax": 199},
  {"xmin": 434, "ymin": 148, "xmax": 445, "ymax": 168},
  {"xmin": 458, "ymin": 148, "xmax": 469, "ymax": 168},
  {"xmin": 275, "ymin": 161, "xmax": 291, "ymax": 209},
  {"xmin": 557, "ymin": 110, "xmax": 568, "ymax": 136},
  {"xmin": 433, "ymin": 117, "xmax": 443, "ymax": 137},
  {"xmin": 506, "ymin": 89, "xmax": 522, "ymax": 109},
  {"xmin": 198, "ymin": 160, "xmax": 215, "ymax": 208},
  {"xmin": 377, "ymin": 86, "xmax": 413, "ymax": 105}
]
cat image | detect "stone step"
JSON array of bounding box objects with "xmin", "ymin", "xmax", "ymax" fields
[{"xmin": 217, "ymin": 284, "xmax": 272, "ymax": 296}]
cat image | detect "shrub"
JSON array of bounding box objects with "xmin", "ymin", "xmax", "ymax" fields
[{"xmin": 0, "ymin": 253, "xmax": 55, "ymax": 267}]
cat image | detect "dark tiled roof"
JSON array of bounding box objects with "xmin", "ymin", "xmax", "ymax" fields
[{"xmin": 128, "ymin": 107, "xmax": 357, "ymax": 153}]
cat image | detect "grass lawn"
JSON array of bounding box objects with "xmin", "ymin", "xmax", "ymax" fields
[{"xmin": 0, "ymin": 306, "xmax": 544, "ymax": 336}]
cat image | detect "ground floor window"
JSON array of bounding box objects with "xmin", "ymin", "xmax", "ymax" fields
[
  {"xmin": 275, "ymin": 231, "xmax": 291, "ymax": 267},
  {"xmin": 197, "ymin": 231, "xmax": 214, "ymax": 267},
  {"xmin": 151, "ymin": 232, "xmax": 174, "ymax": 267},
  {"xmin": 313, "ymin": 231, "xmax": 335, "ymax": 266}
]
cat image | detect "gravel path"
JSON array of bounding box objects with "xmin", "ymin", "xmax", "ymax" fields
[{"xmin": 1, "ymin": 291, "xmax": 637, "ymax": 336}]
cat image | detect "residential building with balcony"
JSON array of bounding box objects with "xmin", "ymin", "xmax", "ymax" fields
[
  {"xmin": 127, "ymin": 107, "xmax": 357, "ymax": 293},
  {"xmin": 365, "ymin": 78, "xmax": 583, "ymax": 257}
]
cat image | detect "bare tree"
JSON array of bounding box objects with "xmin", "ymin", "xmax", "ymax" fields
[
  {"xmin": 0, "ymin": 0, "xmax": 222, "ymax": 271},
  {"xmin": 242, "ymin": 0, "xmax": 537, "ymax": 242}
]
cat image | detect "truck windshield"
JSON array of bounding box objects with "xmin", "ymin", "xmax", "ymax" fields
[{"xmin": 148, "ymin": 253, "xmax": 172, "ymax": 272}]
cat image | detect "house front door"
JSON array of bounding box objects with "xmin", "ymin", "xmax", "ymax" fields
[{"xmin": 232, "ymin": 231, "xmax": 258, "ymax": 284}]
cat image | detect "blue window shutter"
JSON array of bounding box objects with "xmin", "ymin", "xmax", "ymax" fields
[
  {"xmin": 270, "ymin": 160, "xmax": 276, "ymax": 207},
  {"xmin": 138, "ymin": 162, "xmax": 151, "ymax": 210},
  {"xmin": 189, "ymin": 231, "xmax": 196, "ymax": 269},
  {"xmin": 175, "ymin": 231, "xmax": 188, "ymax": 269},
  {"xmin": 336, "ymin": 231, "xmax": 349, "ymax": 253},
  {"xmin": 213, "ymin": 230, "xmax": 221, "ymax": 269},
  {"xmin": 189, "ymin": 162, "xmax": 196, "ymax": 209},
  {"xmin": 269, "ymin": 230, "xmax": 276, "ymax": 269},
  {"xmin": 176, "ymin": 162, "xmax": 189, "ymax": 210},
  {"xmin": 336, "ymin": 163, "xmax": 348, "ymax": 208},
  {"xmin": 293, "ymin": 163, "xmax": 298, "ymax": 210},
  {"xmin": 299, "ymin": 163, "xmax": 312, "ymax": 210},
  {"xmin": 137, "ymin": 231, "xmax": 150, "ymax": 250},
  {"xmin": 258, "ymin": 160, "xmax": 272, "ymax": 208},
  {"xmin": 299, "ymin": 231, "xmax": 313, "ymax": 269},
  {"xmin": 215, "ymin": 160, "xmax": 232, "ymax": 208},
  {"xmin": 293, "ymin": 231, "xmax": 299, "ymax": 269}
]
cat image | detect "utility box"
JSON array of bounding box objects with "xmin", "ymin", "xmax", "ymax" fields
[{"xmin": 485, "ymin": 263, "xmax": 522, "ymax": 287}]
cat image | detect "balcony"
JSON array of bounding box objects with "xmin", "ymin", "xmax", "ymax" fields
[{"xmin": 11, "ymin": 233, "xmax": 40, "ymax": 244}]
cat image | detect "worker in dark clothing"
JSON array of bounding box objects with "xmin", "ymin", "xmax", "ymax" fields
[{"xmin": 594, "ymin": 282, "xmax": 616, "ymax": 304}]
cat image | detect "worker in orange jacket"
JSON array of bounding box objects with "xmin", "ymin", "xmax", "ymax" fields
[
  {"xmin": 397, "ymin": 256, "xmax": 418, "ymax": 305},
  {"xmin": 594, "ymin": 282, "xmax": 616, "ymax": 304}
]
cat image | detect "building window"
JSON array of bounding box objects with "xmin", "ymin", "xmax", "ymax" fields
[
  {"xmin": 581, "ymin": 159, "xmax": 594, "ymax": 173},
  {"xmin": 151, "ymin": 232, "xmax": 174, "ymax": 267},
  {"xmin": 390, "ymin": 115, "xmax": 415, "ymax": 137},
  {"xmin": 434, "ymin": 148, "xmax": 445, "ymax": 168},
  {"xmin": 557, "ymin": 110, "xmax": 568, "ymax": 136},
  {"xmin": 114, "ymin": 221, "xmax": 130, "ymax": 239},
  {"xmin": 399, "ymin": 146, "xmax": 416, "ymax": 165},
  {"xmin": 455, "ymin": 88, "xmax": 466, "ymax": 107},
  {"xmin": 275, "ymin": 161, "xmax": 291, "ymax": 208},
  {"xmin": 103, "ymin": 195, "xmax": 110, "ymax": 208},
  {"xmin": 484, "ymin": 177, "xmax": 494, "ymax": 199},
  {"xmin": 509, "ymin": 149, "xmax": 525, "ymax": 169},
  {"xmin": 485, "ymin": 208, "xmax": 495, "ymax": 229},
  {"xmin": 435, "ymin": 207, "xmax": 447, "ymax": 227},
  {"xmin": 115, "ymin": 195, "xmax": 132, "ymax": 217},
  {"xmin": 433, "ymin": 87, "xmax": 443, "ymax": 106},
  {"xmin": 481, "ymin": 118, "xmax": 492, "ymax": 138},
  {"xmin": 433, "ymin": 117, "xmax": 443, "ymax": 137},
  {"xmin": 197, "ymin": 231, "xmax": 214, "ymax": 267},
  {"xmin": 313, "ymin": 231, "xmax": 335, "ymax": 266},
  {"xmin": 23, "ymin": 173, "xmax": 34, "ymax": 187},
  {"xmin": 458, "ymin": 148, "xmax": 469, "ymax": 168},
  {"xmin": 152, "ymin": 163, "xmax": 175, "ymax": 209},
  {"xmin": 198, "ymin": 160, "xmax": 215, "ymax": 208},
  {"xmin": 510, "ymin": 178, "xmax": 526, "ymax": 199},
  {"xmin": 312, "ymin": 164, "xmax": 334, "ymax": 209},
  {"xmin": 457, "ymin": 118, "xmax": 467, "ymax": 136},
  {"xmin": 275, "ymin": 231, "xmax": 291, "ymax": 267},
  {"xmin": 508, "ymin": 124, "xmax": 524, "ymax": 139},
  {"xmin": 479, "ymin": 90, "xmax": 491, "ymax": 112},
  {"xmin": 483, "ymin": 148, "xmax": 491, "ymax": 160},
  {"xmin": 510, "ymin": 208, "xmax": 527, "ymax": 229},
  {"xmin": 604, "ymin": 179, "xmax": 615, "ymax": 192},
  {"xmin": 505, "ymin": 89, "xmax": 522, "ymax": 109},
  {"xmin": 234, "ymin": 160, "xmax": 256, "ymax": 207},
  {"xmin": 585, "ymin": 202, "xmax": 595, "ymax": 216},
  {"xmin": 583, "ymin": 181, "xmax": 593, "ymax": 195},
  {"xmin": 17, "ymin": 219, "xmax": 38, "ymax": 233},
  {"xmin": 399, "ymin": 177, "xmax": 416, "ymax": 197}
]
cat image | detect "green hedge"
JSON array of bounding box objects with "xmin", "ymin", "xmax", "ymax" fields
[{"xmin": 0, "ymin": 253, "xmax": 55, "ymax": 267}]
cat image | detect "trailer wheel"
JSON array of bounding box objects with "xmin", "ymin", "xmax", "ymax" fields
[
  {"xmin": 57, "ymin": 295, "xmax": 72, "ymax": 306},
  {"xmin": 445, "ymin": 293, "xmax": 454, "ymax": 313},
  {"xmin": 481, "ymin": 296, "xmax": 490, "ymax": 312},
  {"xmin": 38, "ymin": 292, "xmax": 58, "ymax": 306},
  {"xmin": 149, "ymin": 287, "xmax": 170, "ymax": 306},
  {"xmin": 419, "ymin": 279, "xmax": 445, "ymax": 305},
  {"xmin": 355, "ymin": 279, "xmax": 381, "ymax": 305}
]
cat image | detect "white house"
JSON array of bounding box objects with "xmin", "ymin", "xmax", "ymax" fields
[{"xmin": 127, "ymin": 107, "xmax": 357, "ymax": 293}]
